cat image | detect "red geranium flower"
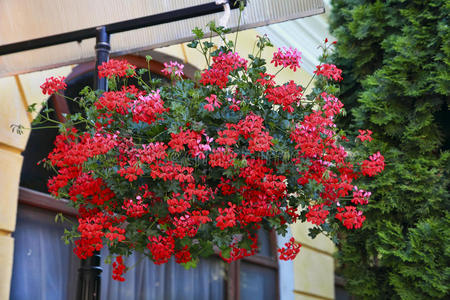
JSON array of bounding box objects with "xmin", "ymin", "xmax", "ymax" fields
[
  {"xmin": 40, "ymin": 76, "xmax": 67, "ymax": 95},
  {"xmin": 98, "ymin": 59, "xmax": 136, "ymax": 79}
]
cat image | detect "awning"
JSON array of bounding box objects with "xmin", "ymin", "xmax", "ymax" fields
[{"xmin": 0, "ymin": 0, "xmax": 325, "ymax": 78}]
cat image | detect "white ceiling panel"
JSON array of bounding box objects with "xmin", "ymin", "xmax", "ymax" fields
[{"xmin": 0, "ymin": 0, "xmax": 324, "ymax": 77}]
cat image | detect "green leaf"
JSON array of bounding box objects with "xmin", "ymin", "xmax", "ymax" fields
[
  {"xmin": 192, "ymin": 27, "xmax": 204, "ymax": 39},
  {"xmin": 208, "ymin": 21, "xmax": 216, "ymax": 32},
  {"xmin": 203, "ymin": 41, "xmax": 214, "ymax": 49},
  {"xmin": 220, "ymin": 247, "xmax": 231, "ymax": 259},
  {"xmin": 138, "ymin": 68, "xmax": 148, "ymax": 75},
  {"xmin": 181, "ymin": 257, "xmax": 199, "ymax": 270},
  {"xmin": 27, "ymin": 103, "xmax": 38, "ymax": 113},
  {"xmin": 187, "ymin": 40, "xmax": 199, "ymax": 49}
]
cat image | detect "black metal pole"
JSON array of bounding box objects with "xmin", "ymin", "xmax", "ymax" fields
[
  {"xmin": 93, "ymin": 26, "xmax": 111, "ymax": 91},
  {"xmin": 76, "ymin": 26, "xmax": 110, "ymax": 300},
  {"xmin": 76, "ymin": 253, "xmax": 102, "ymax": 300}
]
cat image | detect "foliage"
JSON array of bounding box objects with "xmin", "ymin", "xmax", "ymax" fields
[
  {"xmin": 329, "ymin": 0, "xmax": 450, "ymax": 298},
  {"xmin": 28, "ymin": 24, "xmax": 384, "ymax": 282}
]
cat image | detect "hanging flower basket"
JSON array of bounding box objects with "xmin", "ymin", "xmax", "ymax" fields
[{"xmin": 33, "ymin": 26, "xmax": 384, "ymax": 281}]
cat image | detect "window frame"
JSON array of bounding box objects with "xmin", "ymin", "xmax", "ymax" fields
[
  {"xmin": 19, "ymin": 187, "xmax": 77, "ymax": 217},
  {"xmin": 227, "ymin": 229, "xmax": 279, "ymax": 300}
]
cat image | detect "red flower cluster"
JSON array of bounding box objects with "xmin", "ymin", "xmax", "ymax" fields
[
  {"xmin": 216, "ymin": 114, "xmax": 273, "ymax": 154},
  {"xmin": 132, "ymin": 90, "xmax": 168, "ymax": 125},
  {"xmin": 95, "ymin": 90, "xmax": 131, "ymax": 115},
  {"xmin": 361, "ymin": 152, "xmax": 385, "ymax": 177},
  {"xmin": 256, "ymin": 73, "xmax": 276, "ymax": 87},
  {"xmin": 47, "ymin": 129, "xmax": 117, "ymax": 196},
  {"xmin": 220, "ymin": 234, "xmax": 258, "ymax": 263},
  {"xmin": 68, "ymin": 173, "xmax": 115, "ymax": 205},
  {"xmin": 43, "ymin": 39, "xmax": 384, "ymax": 281},
  {"xmin": 264, "ymin": 79, "xmax": 303, "ymax": 113},
  {"xmin": 98, "ymin": 59, "xmax": 136, "ymax": 79},
  {"xmin": 200, "ymin": 52, "xmax": 247, "ymax": 88},
  {"xmin": 278, "ymin": 237, "xmax": 301, "ymax": 260},
  {"xmin": 288, "ymin": 91, "xmax": 385, "ymax": 229},
  {"xmin": 40, "ymin": 76, "xmax": 67, "ymax": 95},
  {"xmin": 335, "ymin": 206, "xmax": 366, "ymax": 229},
  {"xmin": 112, "ymin": 256, "xmax": 126, "ymax": 281},
  {"xmin": 122, "ymin": 197, "xmax": 148, "ymax": 218},
  {"xmin": 167, "ymin": 193, "xmax": 191, "ymax": 214},
  {"xmin": 147, "ymin": 235, "xmax": 175, "ymax": 265},
  {"xmin": 74, "ymin": 212, "xmax": 107, "ymax": 259},
  {"xmin": 306, "ymin": 204, "xmax": 329, "ymax": 225},
  {"xmin": 168, "ymin": 129, "xmax": 212, "ymax": 159},
  {"xmin": 209, "ymin": 147, "xmax": 237, "ymax": 169},
  {"xmin": 357, "ymin": 129, "xmax": 373, "ymax": 142},
  {"xmin": 175, "ymin": 246, "xmax": 192, "ymax": 263},
  {"xmin": 216, "ymin": 203, "xmax": 237, "ymax": 230},
  {"xmin": 227, "ymin": 97, "xmax": 241, "ymax": 111},
  {"xmin": 74, "ymin": 211, "xmax": 126, "ymax": 259},
  {"xmin": 314, "ymin": 64, "xmax": 343, "ymax": 81},
  {"xmin": 105, "ymin": 226, "xmax": 126, "ymax": 243}
]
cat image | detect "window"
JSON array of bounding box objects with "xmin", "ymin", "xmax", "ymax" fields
[
  {"xmin": 11, "ymin": 190, "xmax": 79, "ymax": 300},
  {"xmin": 12, "ymin": 55, "xmax": 281, "ymax": 300},
  {"xmin": 232, "ymin": 229, "xmax": 279, "ymax": 300},
  {"xmin": 335, "ymin": 274, "xmax": 355, "ymax": 300},
  {"xmin": 100, "ymin": 253, "xmax": 226, "ymax": 300}
]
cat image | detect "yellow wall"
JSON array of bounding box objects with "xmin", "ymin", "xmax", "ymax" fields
[
  {"xmin": 0, "ymin": 75, "xmax": 28, "ymax": 300},
  {"xmin": 0, "ymin": 29, "xmax": 335, "ymax": 299},
  {"xmin": 0, "ymin": 66, "xmax": 73, "ymax": 299},
  {"xmin": 292, "ymin": 223, "xmax": 335, "ymax": 300}
]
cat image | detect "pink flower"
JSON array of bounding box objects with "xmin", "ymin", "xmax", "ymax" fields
[
  {"xmin": 271, "ymin": 47, "xmax": 302, "ymax": 71},
  {"xmin": 161, "ymin": 61, "xmax": 184, "ymax": 77},
  {"xmin": 352, "ymin": 187, "xmax": 371, "ymax": 205},
  {"xmin": 204, "ymin": 94, "xmax": 222, "ymax": 112},
  {"xmin": 132, "ymin": 90, "xmax": 168, "ymax": 125},
  {"xmin": 227, "ymin": 97, "xmax": 241, "ymax": 111}
]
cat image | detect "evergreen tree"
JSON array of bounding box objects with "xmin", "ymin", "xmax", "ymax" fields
[{"xmin": 329, "ymin": 0, "xmax": 450, "ymax": 298}]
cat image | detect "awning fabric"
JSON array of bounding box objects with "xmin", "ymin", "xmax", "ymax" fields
[{"xmin": 0, "ymin": 0, "xmax": 324, "ymax": 78}]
